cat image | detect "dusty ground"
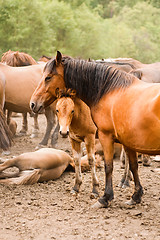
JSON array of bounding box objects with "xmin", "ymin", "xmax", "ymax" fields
[{"xmin": 0, "ymin": 114, "xmax": 160, "ymax": 240}]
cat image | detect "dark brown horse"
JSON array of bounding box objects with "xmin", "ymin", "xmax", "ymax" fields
[{"xmin": 31, "ymin": 51, "xmax": 160, "ymax": 208}]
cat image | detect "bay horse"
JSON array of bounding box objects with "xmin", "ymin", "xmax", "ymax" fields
[
  {"xmin": 30, "ymin": 51, "xmax": 160, "ymax": 208},
  {"xmin": 0, "ymin": 58, "xmax": 58, "ymax": 147},
  {"xmin": 55, "ymin": 88, "xmax": 99, "ymax": 197}
]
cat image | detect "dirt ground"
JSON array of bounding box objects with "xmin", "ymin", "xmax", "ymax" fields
[{"xmin": 0, "ymin": 114, "xmax": 160, "ymax": 240}]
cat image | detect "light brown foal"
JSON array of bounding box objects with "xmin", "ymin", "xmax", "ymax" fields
[
  {"xmin": 55, "ymin": 89, "xmax": 99, "ymax": 197},
  {"xmin": 0, "ymin": 148, "xmax": 73, "ymax": 184}
]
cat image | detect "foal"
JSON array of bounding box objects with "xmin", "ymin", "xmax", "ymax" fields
[{"xmin": 56, "ymin": 89, "xmax": 99, "ymax": 197}]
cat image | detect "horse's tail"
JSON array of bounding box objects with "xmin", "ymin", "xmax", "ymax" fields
[{"xmin": 0, "ymin": 108, "xmax": 12, "ymax": 150}]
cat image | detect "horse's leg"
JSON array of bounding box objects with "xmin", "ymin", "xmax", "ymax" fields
[
  {"xmin": 38, "ymin": 107, "xmax": 55, "ymax": 147},
  {"xmin": 125, "ymin": 147, "xmax": 143, "ymax": 205},
  {"xmin": 93, "ymin": 131, "xmax": 114, "ymax": 208},
  {"xmin": 30, "ymin": 113, "xmax": 39, "ymax": 138},
  {"xmin": 19, "ymin": 112, "xmax": 28, "ymax": 135},
  {"xmin": 120, "ymin": 145, "xmax": 125, "ymax": 169},
  {"xmin": 70, "ymin": 138, "xmax": 82, "ymax": 194},
  {"xmin": 141, "ymin": 154, "xmax": 151, "ymax": 166},
  {"xmin": 119, "ymin": 150, "xmax": 131, "ymax": 188},
  {"xmin": 51, "ymin": 121, "xmax": 59, "ymax": 147},
  {"xmin": 6, "ymin": 110, "xmax": 12, "ymax": 125},
  {"xmin": 85, "ymin": 136, "xmax": 99, "ymax": 198}
]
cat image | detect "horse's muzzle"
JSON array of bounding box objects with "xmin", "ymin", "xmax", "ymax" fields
[
  {"xmin": 59, "ymin": 130, "xmax": 69, "ymax": 138},
  {"xmin": 30, "ymin": 102, "xmax": 43, "ymax": 113}
]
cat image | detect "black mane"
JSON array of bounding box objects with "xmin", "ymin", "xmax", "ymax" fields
[{"xmin": 62, "ymin": 57, "xmax": 135, "ymax": 105}]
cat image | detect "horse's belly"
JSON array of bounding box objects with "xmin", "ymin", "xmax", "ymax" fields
[{"xmin": 5, "ymin": 102, "xmax": 30, "ymax": 113}]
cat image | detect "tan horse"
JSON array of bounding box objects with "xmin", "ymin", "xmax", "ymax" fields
[
  {"xmin": 55, "ymin": 89, "xmax": 99, "ymax": 197},
  {"xmin": 1, "ymin": 50, "xmax": 38, "ymax": 137},
  {"xmin": 0, "ymin": 148, "xmax": 73, "ymax": 184},
  {"xmin": 0, "ymin": 62, "xmax": 58, "ymax": 147},
  {"xmin": 31, "ymin": 51, "xmax": 160, "ymax": 208}
]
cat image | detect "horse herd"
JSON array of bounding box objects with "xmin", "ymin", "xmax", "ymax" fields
[{"xmin": 0, "ymin": 50, "xmax": 159, "ymax": 209}]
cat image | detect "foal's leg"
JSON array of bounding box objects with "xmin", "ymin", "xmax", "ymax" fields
[
  {"xmin": 85, "ymin": 136, "xmax": 99, "ymax": 198},
  {"xmin": 70, "ymin": 138, "xmax": 82, "ymax": 194},
  {"xmin": 125, "ymin": 147, "xmax": 143, "ymax": 205},
  {"xmin": 93, "ymin": 131, "xmax": 114, "ymax": 208}
]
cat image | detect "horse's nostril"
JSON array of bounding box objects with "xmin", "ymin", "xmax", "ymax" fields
[{"xmin": 31, "ymin": 102, "xmax": 35, "ymax": 110}]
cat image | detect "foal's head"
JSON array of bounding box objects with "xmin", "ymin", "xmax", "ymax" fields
[{"xmin": 56, "ymin": 89, "xmax": 76, "ymax": 138}]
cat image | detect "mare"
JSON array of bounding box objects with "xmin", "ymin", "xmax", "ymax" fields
[
  {"xmin": 30, "ymin": 51, "xmax": 160, "ymax": 208},
  {"xmin": 0, "ymin": 62, "xmax": 57, "ymax": 147},
  {"xmin": 119, "ymin": 66, "xmax": 160, "ymax": 187},
  {"xmin": 55, "ymin": 88, "xmax": 99, "ymax": 197}
]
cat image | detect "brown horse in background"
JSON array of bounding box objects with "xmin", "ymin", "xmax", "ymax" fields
[
  {"xmin": 38, "ymin": 55, "xmax": 52, "ymax": 63},
  {"xmin": 1, "ymin": 50, "xmax": 39, "ymax": 137},
  {"xmin": 31, "ymin": 51, "xmax": 160, "ymax": 208},
  {"xmin": 0, "ymin": 61, "xmax": 58, "ymax": 148},
  {"xmin": 1, "ymin": 50, "xmax": 37, "ymax": 66},
  {"xmin": 56, "ymin": 88, "xmax": 99, "ymax": 197}
]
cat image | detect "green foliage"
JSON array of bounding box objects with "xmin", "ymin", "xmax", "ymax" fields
[{"xmin": 0, "ymin": 0, "xmax": 160, "ymax": 63}]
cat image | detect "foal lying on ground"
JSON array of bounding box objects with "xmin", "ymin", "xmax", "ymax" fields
[
  {"xmin": 0, "ymin": 148, "xmax": 73, "ymax": 184},
  {"xmin": 0, "ymin": 148, "xmax": 102, "ymax": 185}
]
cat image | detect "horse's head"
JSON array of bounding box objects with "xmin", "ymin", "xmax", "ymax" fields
[
  {"xmin": 56, "ymin": 89, "xmax": 76, "ymax": 138},
  {"xmin": 30, "ymin": 51, "xmax": 65, "ymax": 113}
]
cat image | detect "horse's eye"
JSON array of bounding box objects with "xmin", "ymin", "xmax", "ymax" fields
[
  {"xmin": 71, "ymin": 110, "xmax": 74, "ymax": 114},
  {"xmin": 45, "ymin": 76, "xmax": 51, "ymax": 82},
  {"xmin": 56, "ymin": 109, "xmax": 59, "ymax": 113}
]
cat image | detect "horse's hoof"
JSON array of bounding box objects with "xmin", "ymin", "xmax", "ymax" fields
[
  {"xmin": 2, "ymin": 150, "xmax": 11, "ymax": 156},
  {"xmin": 70, "ymin": 189, "xmax": 78, "ymax": 196},
  {"xmin": 91, "ymin": 200, "xmax": 107, "ymax": 209},
  {"xmin": 17, "ymin": 132, "xmax": 27, "ymax": 137},
  {"xmin": 125, "ymin": 198, "xmax": 136, "ymax": 206},
  {"xmin": 118, "ymin": 182, "xmax": 123, "ymax": 188},
  {"xmin": 143, "ymin": 160, "xmax": 151, "ymax": 167},
  {"xmin": 90, "ymin": 192, "xmax": 99, "ymax": 199},
  {"xmin": 30, "ymin": 133, "xmax": 38, "ymax": 138},
  {"xmin": 35, "ymin": 144, "xmax": 46, "ymax": 150}
]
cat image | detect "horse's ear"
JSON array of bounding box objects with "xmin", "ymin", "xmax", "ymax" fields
[
  {"xmin": 56, "ymin": 51, "xmax": 62, "ymax": 65},
  {"xmin": 130, "ymin": 70, "xmax": 142, "ymax": 80},
  {"xmin": 55, "ymin": 88, "xmax": 60, "ymax": 98}
]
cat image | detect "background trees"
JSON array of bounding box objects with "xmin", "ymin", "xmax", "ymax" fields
[{"xmin": 0, "ymin": 0, "xmax": 160, "ymax": 63}]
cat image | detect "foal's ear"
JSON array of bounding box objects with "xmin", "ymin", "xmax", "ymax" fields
[
  {"xmin": 70, "ymin": 89, "xmax": 76, "ymax": 99},
  {"xmin": 56, "ymin": 51, "xmax": 62, "ymax": 65}
]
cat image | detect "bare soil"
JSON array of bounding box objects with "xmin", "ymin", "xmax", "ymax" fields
[{"xmin": 0, "ymin": 114, "xmax": 160, "ymax": 240}]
